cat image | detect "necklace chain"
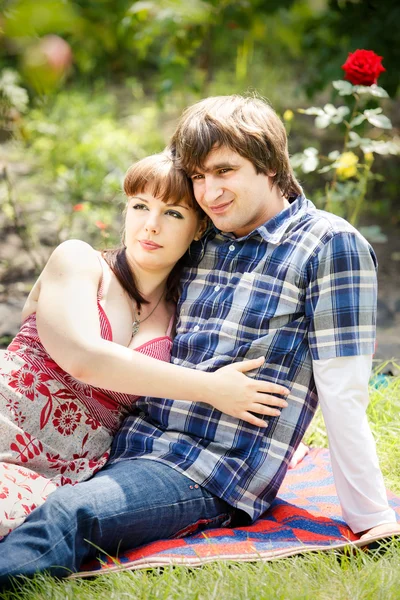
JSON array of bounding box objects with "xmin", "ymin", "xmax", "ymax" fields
[{"xmin": 132, "ymin": 291, "xmax": 164, "ymax": 337}]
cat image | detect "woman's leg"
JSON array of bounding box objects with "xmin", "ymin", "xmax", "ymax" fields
[{"xmin": 0, "ymin": 459, "xmax": 233, "ymax": 583}]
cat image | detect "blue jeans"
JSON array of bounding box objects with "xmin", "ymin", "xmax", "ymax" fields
[{"xmin": 0, "ymin": 459, "xmax": 234, "ymax": 582}]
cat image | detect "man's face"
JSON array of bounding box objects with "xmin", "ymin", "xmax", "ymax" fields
[{"xmin": 190, "ymin": 146, "xmax": 274, "ymax": 237}]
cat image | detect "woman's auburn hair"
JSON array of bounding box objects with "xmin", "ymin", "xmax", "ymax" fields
[
  {"xmin": 170, "ymin": 94, "xmax": 302, "ymax": 199},
  {"xmin": 102, "ymin": 152, "xmax": 202, "ymax": 309}
]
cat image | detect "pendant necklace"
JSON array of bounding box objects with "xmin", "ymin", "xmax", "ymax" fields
[{"xmin": 132, "ymin": 291, "xmax": 164, "ymax": 337}]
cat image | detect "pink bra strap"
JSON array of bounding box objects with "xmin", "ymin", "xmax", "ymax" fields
[{"xmin": 166, "ymin": 312, "xmax": 175, "ymax": 337}]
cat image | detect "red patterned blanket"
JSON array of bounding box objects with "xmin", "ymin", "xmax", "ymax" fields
[{"xmin": 75, "ymin": 448, "xmax": 400, "ymax": 577}]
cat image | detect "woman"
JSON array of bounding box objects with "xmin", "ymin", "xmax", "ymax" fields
[{"xmin": 0, "ymin": 153, "xmax": 289, "ymax": 536}]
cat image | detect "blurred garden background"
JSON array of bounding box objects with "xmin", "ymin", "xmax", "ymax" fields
[{"xmin": 0, "ymin": 0, "xmax": 399, "ymax": 363}]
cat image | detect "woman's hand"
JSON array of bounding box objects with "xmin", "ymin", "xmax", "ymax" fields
[{"xmin": 208, "ymin": 357, "xmax": 290, "ymax": 426}]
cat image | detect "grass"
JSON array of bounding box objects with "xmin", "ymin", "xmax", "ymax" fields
[{"xmin": 1, "ymin": 363, "xmax": 399, "ymax": 600}]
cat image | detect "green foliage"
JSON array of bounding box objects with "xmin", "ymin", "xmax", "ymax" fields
[
  {"xmin": 299, "ymin": 0, "xmax": 400, "ymax": 97},
  {"xmin": 0, "ymin": 87, "xmax": 166, "ymax": 255},
  {"xmin": 0, "ymin": 69, "xmax": 29, "ymax": 132},
  {"xmin": 289, "ymin": 76, "xmax": 399, "ymax": 235}
]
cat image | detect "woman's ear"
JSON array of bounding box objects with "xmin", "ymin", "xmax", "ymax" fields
[{"xmin": 194, "ymin": 216, "xmax": 210, "ymax": 241}]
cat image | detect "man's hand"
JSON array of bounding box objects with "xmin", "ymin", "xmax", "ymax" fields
[{"xmin": 359, "ymin": 522, "xmax": 400, "ymax": 542}]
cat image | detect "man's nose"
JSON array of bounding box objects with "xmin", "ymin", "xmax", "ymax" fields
[{"xmin": 202, "ymin": 176, "xmax": 223, "ymax": 204}]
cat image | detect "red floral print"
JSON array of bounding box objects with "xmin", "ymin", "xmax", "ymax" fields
[
  {"xmin": 8, "ymin": 363, "xmax": 52, "ymax": 402},
  {"xmin": 0, "ymin": 487, "xmax": 9, "ymax": 500},
  {"xmin": 52, "ymin": 402, "xmax": 82, "ymax": 436},
  {"xmin": 10, "ymin": 432, "xmax": 43, "ymax": 463},
  {"xmin": 85, "ymin": 414, "xmax": 101, "ymax": 430}
]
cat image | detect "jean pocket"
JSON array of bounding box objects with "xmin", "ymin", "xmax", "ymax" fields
[{"xmin": 173, "ymin": 510, "xmax": 233, "ymax": 539}]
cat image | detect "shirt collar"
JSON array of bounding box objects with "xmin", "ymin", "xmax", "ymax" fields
[{"xmin": 212, "ymin": 194, "xmax": 312, "ymax": 244}]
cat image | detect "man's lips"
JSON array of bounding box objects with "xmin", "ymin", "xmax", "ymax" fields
[
  {"xmin": 208, "ymin": 200, "xmax": 233, "ymax": 215},
  {"xmin": 139, "ymin": 240, "xmax": 162, "ymax": 250}
]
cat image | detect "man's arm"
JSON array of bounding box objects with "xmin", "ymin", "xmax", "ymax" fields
[{"xmin": 313, "ymin": 354, "xmax": 399, "ymax": 535}]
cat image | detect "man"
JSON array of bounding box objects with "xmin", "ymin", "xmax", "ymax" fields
[{"xmin": 0, "ymin": 95, "xmax": 398, "ymax": 581}]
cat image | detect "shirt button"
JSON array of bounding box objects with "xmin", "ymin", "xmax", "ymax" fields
[
  {"xmin": 215, "ymin": 285, "xmax": 221, "ymax": 292},
  {"xmin": 174, "ymin": 358, "xmax": 180, "ymax": 364},
  {"xmin": 193, "ymin": 325, "xmax": 200, "ymax": 332},
  {"xmin": 181, "ymin": 309, "xmax": 184, "ymax": 315},
  {"xmin": 229, "ymin": 244, "xmax": 235, "ymax": 251}
]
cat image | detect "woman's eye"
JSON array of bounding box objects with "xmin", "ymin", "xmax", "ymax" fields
[
  {"xmin": 166, "ymin": 210, "xmax": 183, "ymax": 219},
  {"xmin": 132, "ymin": 203, "xmax": 148, "ymax": 210},
  {"xmin": 191, "ymin": 174, "xmax": 204, "ymax": 181}
]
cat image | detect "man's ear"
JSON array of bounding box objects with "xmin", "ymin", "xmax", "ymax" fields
[{"xmin": 194, "ymin": 216, "xmax": 210, "ymax": 241}]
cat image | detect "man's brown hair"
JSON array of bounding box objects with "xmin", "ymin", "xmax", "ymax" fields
[{"xmin": 170, "ymin": 94, "xmax": 302, "ymax": 198}]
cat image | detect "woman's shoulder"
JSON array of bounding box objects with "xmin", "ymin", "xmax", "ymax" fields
[{"xmin": 44, "ymin": 240, "xmax": 102, "ymax": 276}]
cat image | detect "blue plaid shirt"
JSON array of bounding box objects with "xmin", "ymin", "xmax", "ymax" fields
[{"xmin": 110, "ymin": 195, "xmax": 377, "ymax": 521}]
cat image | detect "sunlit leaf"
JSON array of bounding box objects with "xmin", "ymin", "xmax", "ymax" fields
[
  {"xmin": 323, "ymin": 103, "xmax": 337, "ymax": 116},
  {"xmin": 365, "ymin": 114, "xmax": 392, "ymax": 129},
  {"xmin": 302, "ymin": 155, "xmax": 319, "ymax": 173},
  {"xmin": 349, "ymin": 114, "xmax": 366, "ymax": 128},
  {"xmin": 332, "ymin": 80, "xmax": 354, "ymax": 96},
  {"xmin": 353, "ymin": 84, "xmax": 389, "ymax": 98},
  {"xmin": 298, "ymin": 107, "xmax": 324, "ymax": 116},
  {"xmin": 315, "ymin": 114, "xmax": 331, "ymax": 129}
]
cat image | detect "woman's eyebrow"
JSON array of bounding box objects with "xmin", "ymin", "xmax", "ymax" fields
[
  {"xmin": 166, "ymin": 203, "xmax": 190, "ymax": 210},
  {"xmin": 130, "ymin": 195, "xmax": 148, "ymax": 202}
]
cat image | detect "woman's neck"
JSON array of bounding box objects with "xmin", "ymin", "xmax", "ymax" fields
[{"xmin": 125, "ymin": 252, "xmax": 170, "ymax": 301}]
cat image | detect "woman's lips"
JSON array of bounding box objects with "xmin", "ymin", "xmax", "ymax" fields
[
  {"xmin": 209, "ymin": 200, "xmax": 233, "ymax": 215},
  {"xmin": 140, "ymin": 240, "xmax": 162, "ymax": 250}
]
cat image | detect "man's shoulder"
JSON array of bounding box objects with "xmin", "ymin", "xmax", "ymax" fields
[{"xmin": 295, "ymin": 199, "xmax": 369, "ymax": 247}]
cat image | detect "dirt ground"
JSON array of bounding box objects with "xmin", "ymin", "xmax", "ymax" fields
[{"xmin": 1, "ymin": 217, "xmax": 399, "ymax": 373}]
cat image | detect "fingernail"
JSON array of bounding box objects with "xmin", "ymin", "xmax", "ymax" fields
[{"xmin": 274, "ymin": 410, "xmax": 281, "ymax": 416}]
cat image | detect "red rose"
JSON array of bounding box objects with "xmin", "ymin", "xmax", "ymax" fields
[{"xmin": 341, "ymin": 49, "xmax": 385, "ymax": 86}]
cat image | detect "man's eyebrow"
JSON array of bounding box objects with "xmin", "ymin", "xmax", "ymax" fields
[{"xmin": 192, "ymin": 161, "xmax": 239, "ymax": 174}]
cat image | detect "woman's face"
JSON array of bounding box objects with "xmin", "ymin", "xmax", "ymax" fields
[{"xmin": 124, "ymin": 189, "xmax": 205, "ymax": 275}]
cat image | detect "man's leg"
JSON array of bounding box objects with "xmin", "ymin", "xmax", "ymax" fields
[{"xmin": 0, "ymin": 459, "xmax": 233, "ymax": 583}]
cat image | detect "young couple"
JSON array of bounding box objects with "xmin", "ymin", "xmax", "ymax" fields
[{"xmin": 0, "ymin": 94, "xmax": 398, "ymax": 582}]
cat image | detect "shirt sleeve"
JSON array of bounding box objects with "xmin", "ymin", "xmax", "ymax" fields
[
  {"xmin": 306, "ymin": 232, "xmax": 377, "ymax": 360},
  {"xmin": 313, "ymin": 354, "xmax": 397, "ymax": 533}
]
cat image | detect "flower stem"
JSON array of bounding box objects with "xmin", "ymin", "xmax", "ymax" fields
[{"xmin": 349, "ymin": 161, "xmax": 372, "ymax": 226}]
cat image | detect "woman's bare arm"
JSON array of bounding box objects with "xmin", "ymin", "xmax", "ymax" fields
[{"xmin": 35, "ymin": 240, "xmax": 289, "ymax": 426}]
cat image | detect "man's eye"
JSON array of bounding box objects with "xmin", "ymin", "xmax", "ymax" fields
[
  {"xmin": 218, "ymin": 168, "xmax": 231, "ymax": 175},
  {"xmin": 133, "ymin": 203, "xmax": 148, "ymax": 210},
  {"xmin": 166, "ymin": 210, "xmax": 183, "ymax": 219}
]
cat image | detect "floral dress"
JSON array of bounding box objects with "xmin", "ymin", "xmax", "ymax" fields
[{"xmin": 0, "ymin": 279, "xmax": 173, "ymax": 537}]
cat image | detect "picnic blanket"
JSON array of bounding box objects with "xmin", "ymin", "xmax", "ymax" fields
[{"xmin": 75, "ymin": 448, "xmax": 400, "ymax": 578}]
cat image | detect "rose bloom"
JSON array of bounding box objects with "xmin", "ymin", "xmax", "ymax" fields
[
  {"xmin": 95, "ymin": 220, "xmax": 107, "ymax": 230},
  {"xmin": 342, "ymin": 49, "xmax": 385, "ymax": 86}
]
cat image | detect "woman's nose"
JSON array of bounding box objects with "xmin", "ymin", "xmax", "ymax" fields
[{"xmin": 145, "ymin": 214, "xmax": 160, "ymax": 234}]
